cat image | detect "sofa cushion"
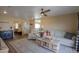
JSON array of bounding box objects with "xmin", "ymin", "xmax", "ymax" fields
[
  {"xmin": 54, "ymin": 31, "xmax": 65, "ymax": 38},
  {"xmin": 53, "ymin": 37, "xmax": 74, "ymax": 47}
]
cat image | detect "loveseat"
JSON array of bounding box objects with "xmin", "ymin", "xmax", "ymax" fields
[{"xmin": 51, "ymin": 30, "xmax": 76, "ymax": 47}]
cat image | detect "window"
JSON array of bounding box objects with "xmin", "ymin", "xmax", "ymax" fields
[
  {"xmin": 35, "ymin": 20, "xmax": 41, "ymax": 23},
  {"xmin": 35, "ymin": 23, "xmax": 40, "ymax": 29},
  {"xmin": 34, "ymin": 19, "xmax": 41, "ymax": 29},
  {"xmin": 15, "ymin": 23, "xmax": 19, "ymax": 29}
]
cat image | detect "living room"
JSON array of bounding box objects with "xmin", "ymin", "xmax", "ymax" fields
[{"xmin": 0, "ymin": 6, "xmax": 79, "ymax": 53}]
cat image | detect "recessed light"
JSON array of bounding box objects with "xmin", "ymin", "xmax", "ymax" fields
[{"xmin": 3, "ymin": 10, "xmax": 7, "ymax": 14}]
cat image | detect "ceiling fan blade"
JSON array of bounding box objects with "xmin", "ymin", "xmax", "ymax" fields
[
  {"xmin": 40, "ymin": 8, "xmax": 44, "ymax": 14},
  {"xmin": 44, "ymin": 9, "xmax": 50, "ymax": 13},
  {"xmin": 41, "ymin": 8, "xmax": 43, "ymax": 11},
  {"xmin": 44, "ymin": 13, "xmax": 47, "ymax": 16},
  {"xmin": 40, "ymin": 12, "xmax": 43, "ymax": 14}
]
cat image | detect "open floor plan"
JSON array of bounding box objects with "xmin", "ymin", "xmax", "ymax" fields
[{"xmin": 0, "ymin": 6, "xmax": 79, "ymax": 53}]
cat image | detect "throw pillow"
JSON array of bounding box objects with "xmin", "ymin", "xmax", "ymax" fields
[{"xmin": 64, "ymin": 32, "xmax": 75, "ymax": 39}]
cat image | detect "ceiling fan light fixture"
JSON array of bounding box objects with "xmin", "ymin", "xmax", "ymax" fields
[{"xmin": 41, "ymin": 13, "xmax": 43, "ymax": 16}]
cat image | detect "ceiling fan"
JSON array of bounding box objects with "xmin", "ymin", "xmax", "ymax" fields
[{"xmin": 40, "ymin": 8, "xmax": 51, "ymax": 16}]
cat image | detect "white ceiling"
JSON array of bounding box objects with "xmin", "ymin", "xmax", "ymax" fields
[{"xmin": 0, "ymin": 6, "xmax": 79, "ymax": 19}]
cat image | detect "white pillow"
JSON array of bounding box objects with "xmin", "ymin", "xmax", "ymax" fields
[{"xmin": 54, "ymin": 31, "xmax": 65, "ymax": 38}]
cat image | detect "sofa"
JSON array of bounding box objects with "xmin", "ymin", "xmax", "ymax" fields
[
  {"xmin": 51, "ymin": 30, "xmax": 76, "ymax": 47},
  {"xmin": 28, "ymin": 30, "xmax": 76, "ymax": 48}
]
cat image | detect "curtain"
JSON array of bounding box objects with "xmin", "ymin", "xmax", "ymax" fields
[{"xmin": 76, "ymin": 14, "xmax": 79, "ymax": 51}]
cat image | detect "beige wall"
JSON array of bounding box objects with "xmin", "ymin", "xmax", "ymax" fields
[
  {"xmin": 0, "ymin": 15, "xmax": 14, "ymax": 31},
  {"xmin": 0, "ymin": 15, "xmax": 23, "ymax": 30},
  {"xmin": 0, "ymin": 15, "xmax": 30, "ymax": 35},
  {"xmin": 0, "ymin": 13, "xmax": 78, "ymax": 33},
  {"xmin": 41, "ymin": 14, "xmax": 78, "ymax": 33}
]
